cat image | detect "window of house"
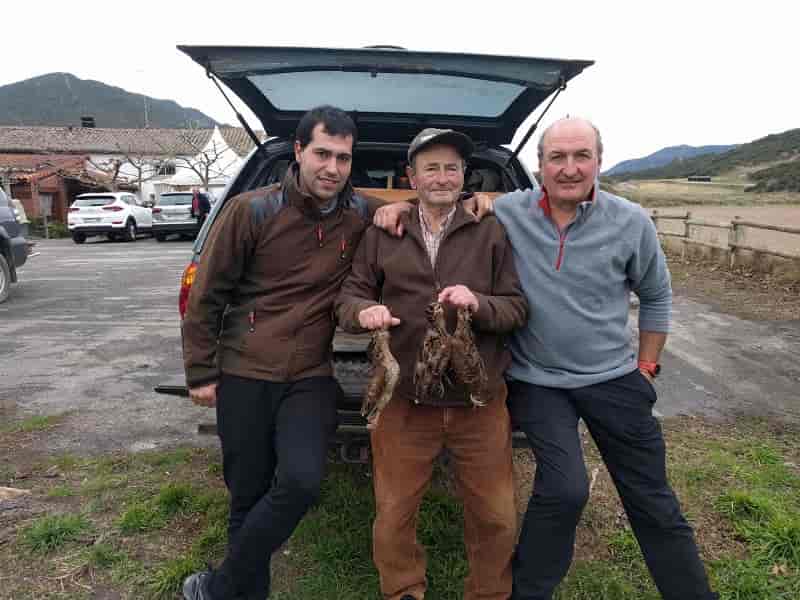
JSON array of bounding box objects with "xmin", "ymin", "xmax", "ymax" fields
[{"xmin": 156, "ymin": 162, "xmax": 177, "ymax": 176}]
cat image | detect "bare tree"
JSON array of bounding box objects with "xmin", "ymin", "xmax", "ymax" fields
[
  {"xmin": 156, "ymin": 125, "xmax": 239, "ymax": 189},
  {"xmin": 86, "ymin": 156, "xmax": 126, "ymax": 191}
]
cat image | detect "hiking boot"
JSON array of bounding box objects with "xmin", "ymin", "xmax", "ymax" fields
[{"xmin": 182, "ymin": 570, "xmax": 213, "ymax": 600}]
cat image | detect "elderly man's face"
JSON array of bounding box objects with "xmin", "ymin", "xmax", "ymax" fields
[
  {"xmin": 407, "ymin": 144, "xmax": 465, "ymax": 209},
  {"xmin": 540, "ymin": 119, "xmax": 600, "ymax": 210}
]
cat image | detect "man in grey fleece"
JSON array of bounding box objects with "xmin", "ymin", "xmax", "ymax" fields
[{"xmin": 494, "ymin": 117, "xmax": 718, "ymax": 600}]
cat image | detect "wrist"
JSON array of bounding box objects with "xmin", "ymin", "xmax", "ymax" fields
[{"xmin": 638, "ymin": 360, "xmax": 660, "ymax": 378}]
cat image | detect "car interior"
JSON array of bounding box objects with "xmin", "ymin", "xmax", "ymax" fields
[{"xmin": 260, "ymin": 149, "xmax": 519, "ymax": 202}]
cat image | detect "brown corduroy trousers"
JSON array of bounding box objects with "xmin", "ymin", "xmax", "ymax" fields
[{"xmin": 370, "ymin": 387, "xmax": 516, "ymax": 600}]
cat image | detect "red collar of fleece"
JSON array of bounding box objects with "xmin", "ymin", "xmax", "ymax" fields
[{"xmin": 537, "ymin": 187, "xmax": 595, "ymax": 216}]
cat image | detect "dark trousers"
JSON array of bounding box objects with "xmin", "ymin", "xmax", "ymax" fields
[
  {"xmin": 509, "ymin": 371, "xmax": 717, "ymax": 600},
  {"xmin": 207, "ymin": 374, "xmax": 340, "ymax": 600}
]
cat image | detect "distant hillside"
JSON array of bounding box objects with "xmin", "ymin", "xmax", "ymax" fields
[
  {"xmin": 747, "ymin": 161, "xmax": 800, "ymax": 193},
  {"xmin": 613, "ymin": 128, "xmax": 800, "ymax": 185},
  {"xmin": 0, "ymin": 73, "xmax": 217, "ymax": 129},
  {"xmin": 604, "ymin": 144, "xmax": 737, "ymax": 176}
]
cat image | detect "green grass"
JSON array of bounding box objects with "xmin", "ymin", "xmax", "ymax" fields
[
  {"xmin": 147, "ymin": 555, "xmax": 205, "ymax": 600},
  {"xmin": 3, "ymin": 420, "xmax": 799, "ymax": 599},
  {"xmin": 21, "ymin": 513, "xmax": 91, "ymax": 553},
  {"xmin": 118, "ymin": 502, "xmax": 167, "ymax": 534},
  {"xmin": 271, "ymin": 464, "xmax": 473, "ymax": 600},
  {"xmin": 46, "ymin": 485, "xmax": 75, "ymax": 498},
  {"xmin": 3, "ymin": 414, "xmax": 64, "ymax": 433},
  {"xmin": 156, "ymin": 483, "xmax": 195, "ymax": 517},
  {"xmin": 139, "ymin": 448, "xmax": 193, "ymax": 469},
  {"xmin": 554, "ymin": 561, "xmax": 658, "ymax": 600},
  {"xmin": 87, "ymin": 542, "xmax": 126, "ymax": 568}
]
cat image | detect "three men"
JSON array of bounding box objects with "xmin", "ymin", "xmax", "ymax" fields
[
  {"xmin": 494, "ymin": 117, "xmax": 717, "ymax": 600},
  {"xmin": 336, "ymin": 128, "xmax": 528, "ymax": 600}
]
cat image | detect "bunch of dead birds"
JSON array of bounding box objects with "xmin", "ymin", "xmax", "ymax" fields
[{"xmin": 362, "ymin": 301, "xmax": 489, "ymax": 429}]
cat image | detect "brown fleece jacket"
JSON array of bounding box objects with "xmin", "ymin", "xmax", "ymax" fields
[
  {"xmin": 182, "ymin": 167, "xmax": 382, "ymax": 387},
  {"xmin": 335, "ymin": 203, "xmax": 528, "ymax": 406}
]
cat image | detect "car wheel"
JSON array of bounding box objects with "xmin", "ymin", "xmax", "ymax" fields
[
  {"xmin": 0, "ymin": 253, "xmax": 10, "ymax": 304},
  {"xmin": 124, "ymin": 220, "xmax": 137, "ymax": 242},
  {"xmin": 155, "ymin": 233, "xmax": 167, "ymax": 242},
  {"xmin": 72, "ymin": 233, "xmax": 87, "ymax": 244}
]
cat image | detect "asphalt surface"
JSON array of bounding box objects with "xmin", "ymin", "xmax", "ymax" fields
[
  {"xmin": 0, "ymin": 237, "xmax": 798, "ymax": 456},
  {"xmin": 0, "ymin": 236, "xmax": 211, "ymax": 454}
]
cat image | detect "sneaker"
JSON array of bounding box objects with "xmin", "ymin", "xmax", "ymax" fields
[{"xmin": 182, "ymin": 570, "xmax": 213, "ymax": 600}]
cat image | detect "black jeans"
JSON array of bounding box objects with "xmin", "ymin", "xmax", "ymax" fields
[
  {"xmin": 509, "ymin": 371, "xmax": 717, "ymax": 600},
  {"xmin": 207, "ymin": 374, "xmax": 340, "ymax": 600}
]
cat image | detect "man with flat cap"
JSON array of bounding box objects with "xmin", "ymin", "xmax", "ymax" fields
[{"xmin": 336, "ymin": 128, "xmax": 528, "ymax": 600}]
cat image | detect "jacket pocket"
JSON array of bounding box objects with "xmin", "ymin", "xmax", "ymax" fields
[{"xmin": 290, "ymin": 317, "xmax": 335, "ymax": 375}]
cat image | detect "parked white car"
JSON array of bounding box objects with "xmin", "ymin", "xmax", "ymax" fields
[{"xmin": 67, "ymin": 192, "xmax": 153, "ymax": 244}]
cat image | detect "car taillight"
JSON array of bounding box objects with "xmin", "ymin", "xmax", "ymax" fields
[
  {"xmin": 178, "ymin": 263, "xmax": 198, "ymax": 319},
  {"xmin": 152, "ymin": 207, "xmax": 162, "ymax": 213},
  {"xmin": 102, "ymin": 205, "xmax": 124, "ymax": 212},
  {"xmin": 69, "ymin": 207, "xmax": 80, "ymax": 212}
]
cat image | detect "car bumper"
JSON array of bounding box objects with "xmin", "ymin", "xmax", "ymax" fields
[
  {"xmin": 68, "ymin": 224, "xmax": 123, "ymax": 235},
  {"xmin": 9, "ymin": 235, "xmax": 28, "ymax": 270},
  {"xmin": 152, "ymin": 221, "xmax": 199, "ymax": 234}
]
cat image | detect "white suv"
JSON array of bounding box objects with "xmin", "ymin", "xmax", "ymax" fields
[{"xmin": 67, "ymin": 192, "xmax": 153, "ymax": 244}]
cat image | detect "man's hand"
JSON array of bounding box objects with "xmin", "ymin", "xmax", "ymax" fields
[
  {"xmin": 462, "ymin": 193, "xmax": 494, "ymax": 222},
  {"xmin": 358, "ymin": 305, "xmax": 401, "ymax": 330},
  {"xmin": 639, "ymin": 369, "xmax": 655, "ymax": 384},
  {"xmin": 438, "ymin": 285, "xmax": 479, "ymax": 312},
  {"xmin": 189, "ymin": 382, "xmax": 218, "ymax": 408},
  {"xmin": 373, "ymin": 201, "xmax": 413, "ymax": 237}
]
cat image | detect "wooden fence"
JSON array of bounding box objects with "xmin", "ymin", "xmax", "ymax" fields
[{"xmin": 651, "ymin": 210, "xmax": 800, "ymax": 268}]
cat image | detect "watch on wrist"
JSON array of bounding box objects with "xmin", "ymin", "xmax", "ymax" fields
[{"xmin": 638, "ymin": 360, "xmax": 661, "ymax": 378}]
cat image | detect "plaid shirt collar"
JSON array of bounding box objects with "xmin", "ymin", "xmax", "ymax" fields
[{"xmin": 418, "ymin": 204, "xmax": 457, "ymax": 267}]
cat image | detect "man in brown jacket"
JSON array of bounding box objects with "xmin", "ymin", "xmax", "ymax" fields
[
  {"xmin": 181, "ymin": 106, "xmax": 403, "ymax": 600},
  {"xmin": 336, "ymin": 128, "xmax": 528, "ymax": 600}
]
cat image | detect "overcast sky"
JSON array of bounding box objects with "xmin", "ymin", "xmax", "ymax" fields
[{"xmin": 1, "ymin": 1, "xmax": 796, "ymax": 171}]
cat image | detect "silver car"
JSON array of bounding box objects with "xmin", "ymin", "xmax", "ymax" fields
[{"xmin": 152, "ymin": 192, "xmax": 210, "ymax": 241}]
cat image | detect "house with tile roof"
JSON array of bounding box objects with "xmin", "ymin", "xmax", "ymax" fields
[{"xmin": 0, "ymin": 125, "xmax": 267, "ymax": 223}]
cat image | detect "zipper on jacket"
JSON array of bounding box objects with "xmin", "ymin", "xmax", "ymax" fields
[
  {"xmin": 555, "ymin": 230, "xmax": 567, "ymax": 271},
  {"xmin": 248, "ymin": 310, "xmax": 255, "ymax": 333},
  {"xmin": 339, "ymin": 235, "xmax": 348, "ymax": 260},
  {"xmin": 316, "ymin": 222, "xmax": 323, "ymax": 248}
]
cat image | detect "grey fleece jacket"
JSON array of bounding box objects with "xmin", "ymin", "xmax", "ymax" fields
[{"xmin": 494, "ymin": 185, "xmax": 671, "ymax": 389}]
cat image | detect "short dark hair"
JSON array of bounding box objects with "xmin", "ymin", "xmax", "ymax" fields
[{"xmin": 295, "ymin": 105, "xmax": 358, "ymax": 149}]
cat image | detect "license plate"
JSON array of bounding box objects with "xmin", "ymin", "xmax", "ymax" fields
[{"xmin": 84, "ymin": 218, "xmax": 100, "ymax": 223}]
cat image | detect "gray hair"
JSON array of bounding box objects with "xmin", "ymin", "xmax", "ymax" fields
[{"xmin": 537, "ymin": 117, "xmax": 603, "ymax": 163}]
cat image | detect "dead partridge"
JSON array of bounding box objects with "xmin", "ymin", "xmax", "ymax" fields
[
  {"xmin": 414, "ymin": 302, "xmax": 452, "ymax": 404},
  {"xmin": 362, "ymin": 328, "xmax": 400, "ymax": 429},
  {"xmin": 450, "ymin": 306, "xmax": 490, "ymax": 407}
]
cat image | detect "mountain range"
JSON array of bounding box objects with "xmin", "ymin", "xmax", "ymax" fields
[
  {"xmin": 0, "ymin": 73, "xmax": 217, "ymax": 129},
  {"xmin": 604, "ymin": 144, "xmax": 738, "ymax": 176},
  {"xmin": 607, "ymin": 128, "xmax": 800, "ymax": 192}
]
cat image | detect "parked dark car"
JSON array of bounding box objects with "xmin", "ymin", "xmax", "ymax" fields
[
  {"xmin": 152, "ymin": 191, "xmax": 212, "ymax": 241},
  {"xmin": 155, "ymin": 45, "xmax": 593, "ymax": 459},
  {"xmin": 0, "ymin": 188, "xmax": 31, "ymax": 303}
]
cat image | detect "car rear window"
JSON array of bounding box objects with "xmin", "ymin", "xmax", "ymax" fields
[
  {"xmin": 73, "ymin": 196, "xmax": 115, "ymax": 207},
  {"xmin": 158, "ymin": 194, "xmax": 193, "ymax": 206},
  {"xmin": 249, "ymin": 71, "xmax": 522, "ymax": 118}
]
